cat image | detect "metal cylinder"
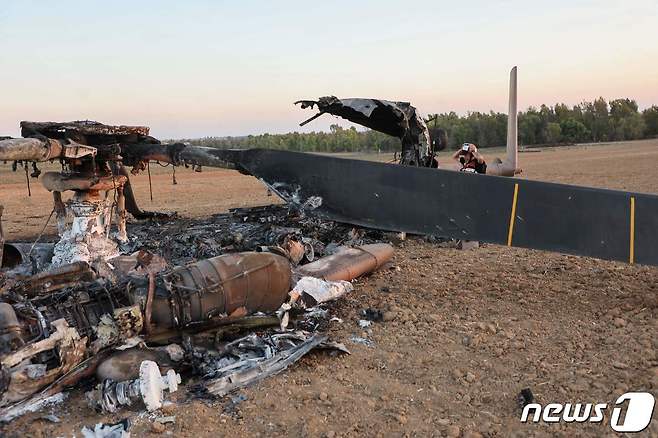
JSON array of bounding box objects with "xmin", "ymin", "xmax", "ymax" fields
[
  {"xmin": 295, "ymin": 243, "xmax": 393, "ymax": 281},
  {"xmin": 0, "ymin": 243, "xmax": 54, "ymax": 271},
  {"xmin": 41, "ymin": 172, "xmax": 127, "ymax": 192},
  {"xmin": 149, "ymin": 252, "xmax": 292, "ymax": 329},
  {"xmin": 0, "ymin": 138, "xmax": 61, "ymax": 162},
  {"xmin": 1, "ymin": 245, "xmax": 22, "ymax": 269}
]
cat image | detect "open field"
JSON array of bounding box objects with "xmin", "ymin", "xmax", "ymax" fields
[{"xmin": 2, "ymin": 139, "xmax": 658, "ymax": 437}]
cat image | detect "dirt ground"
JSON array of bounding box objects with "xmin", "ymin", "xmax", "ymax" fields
[{"xmin": 1, "ymin": 140, "xmax": 658, "ymax": 437}]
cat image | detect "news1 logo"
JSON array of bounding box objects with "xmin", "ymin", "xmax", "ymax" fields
[{"xmin": 520, "ymin": 392, "xmax": 655, "ymax": 433}]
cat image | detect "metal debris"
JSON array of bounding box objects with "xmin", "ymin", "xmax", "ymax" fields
[
  {"xmin": 0, "ymin": 392, "xmax": 67, "ymax": 423},
  {"xmin": 191, "ymin": 331, "xmax": 349, "ymax": 397},
  {"xmin": 95, "ymin": 345, "xmax": 183, "ymax": 382},
  {"xmin": 357, "ymin": 320, "xmax": 372, "ymax": 328},
  {"xmin": 349, "ymin": 336, "xmax": 374, "ymax": 347},
  {"xmin": 0, "ymin": 199, "xmax": 393, "ymax": 420},
  {"xmin": 0, "ymin": 118, "xmax": 397, "ymax": 427},
  {"xmin": 12, "ymin": 260, "xmax": 95, "ymax": 297},
  {"xmin": 289, "ymin": 276, "xmax": 354, "ymax": 308},
  {"xmin": 295, "ymin": 244, "xmax": 394, "ymax": 281},
  {"xmin": 86, "ymin": 360, "xmax": 181, "ymax": 413},
  {"xmin": 0, "ymin": 120, "xmax": 222, "ymax": 267},
  {"xmin": 39, "ymin": 414, "xmax": 61, "ymax": 423},
  {"xmin": 81, "ymin": 418, "xmax": 131, "ymax": 438},
  {"xmin": 126, "ymin": 204, "xmax": 385, "ymax": 266},
  {"xmin": 223, "ymin": 394, "xmax": 247, "ymax": 415},
  {"xmin": 360, "ymin": 308, "xmax": 384, "ymax": 322},
  {"xmin": 295, "ymin": 96, "xmax": 447, "ymax": 167},
  {"xmin": 0, "ymin": 319, "xmax": 86, "ymax": 407}
]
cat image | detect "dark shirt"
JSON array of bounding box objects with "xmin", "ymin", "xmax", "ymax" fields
[{"xmin": 464, "ymin": 157, "xmax": 487, "ymax": 174}]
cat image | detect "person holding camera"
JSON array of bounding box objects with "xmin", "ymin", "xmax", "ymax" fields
[{"xmin": 453, "ymin": 143, "xmax": 487, "ymax": 174}]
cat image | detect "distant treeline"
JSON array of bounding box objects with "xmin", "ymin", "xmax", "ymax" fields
[{"xmin": 178, "ymin": 98, "xmax": 658, "ymax": 151}]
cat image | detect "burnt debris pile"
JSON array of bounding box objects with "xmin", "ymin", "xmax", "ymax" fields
[
  {"xmin": 129, "ymin": 204, "xmax": 386, "ymax": 265},
  {"xmin": 0, "ymin": 190, "xmax": 393, "ymax": 423}
]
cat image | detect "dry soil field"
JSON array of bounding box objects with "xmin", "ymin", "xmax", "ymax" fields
[{"xmin": 1, "ymin": 140, "xmax": 658, "ymax": 437}]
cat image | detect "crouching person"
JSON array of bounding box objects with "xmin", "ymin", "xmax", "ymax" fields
[{"xmin": 453, "ymin": 143, "xmax": 487, "ymax": 174}]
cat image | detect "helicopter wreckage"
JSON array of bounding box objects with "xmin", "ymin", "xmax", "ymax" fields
[
  {"xmin": 2, "ymin": 67, "xmax": 658, "ymax": 425},
  {"xmin": 0, "ymin": 119, "xmax": 401, "ymax": 422}
]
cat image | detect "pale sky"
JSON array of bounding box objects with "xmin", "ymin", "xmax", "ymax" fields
[{"xmin": 1, "ymin": 0, "xmax": 657, "ymax": 138}]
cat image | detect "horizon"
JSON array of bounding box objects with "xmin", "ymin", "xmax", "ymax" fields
[
  {"xmin": 1, "ymin": 0, "xmax": 657, "ymax": 139},
  {"xmin": 171, "ymin": 95, "xmax": 654, "ymax": 141}
]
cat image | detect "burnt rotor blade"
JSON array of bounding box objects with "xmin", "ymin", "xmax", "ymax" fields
[
  {"xmin": 230, "ymin": 149, "xmax": 658, "ymax": 267},
  {"xmin": 119, "ymin": 143, "xmax": 242, "ymax": 170}
]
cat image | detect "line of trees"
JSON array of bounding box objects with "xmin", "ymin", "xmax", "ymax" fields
[{"xmin": 179, "ymin": 99, "xmax": 658, "ymax": 152}]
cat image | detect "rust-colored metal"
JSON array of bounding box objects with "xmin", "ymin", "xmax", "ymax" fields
[
  {"xmin": 144, "ymin": 315, "xmax": 280, "ymax": 343},
  {"xmin": 41, "ymin": 172, "xmax": 127, "ymax": 192},
  {"xmin": 0, "ymin": 347, "xmax": 115, "ymax": 420},
  {"xmin": 149, "ymin": 252, "xmax": 292, "ymax": 330},
  {"xmin": 280, "ymin": 236, "xmax": 305, "ymax": 265},
  {"xmin": 18, "ymin": 261, "xmax": 95, "ymax": 297},
  {"xmin": 0, "ymin": 319, "xmax": 87, "ymax": 407},
  {"xmin": 295, "ymin": 243, "xmax": 393, "ymax": 281},
  {"xmin": 144, "ymin": 271, "xmax": 155, "ymax": 335}
]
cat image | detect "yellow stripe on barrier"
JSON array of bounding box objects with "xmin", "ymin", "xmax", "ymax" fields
[
  {"xmin": 629, "ymin": 196, "xmax": 635, "ymax": 264},
  {"xmin": 507, "ymin": 183, "xmax": 519, "ymax": 246}
]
